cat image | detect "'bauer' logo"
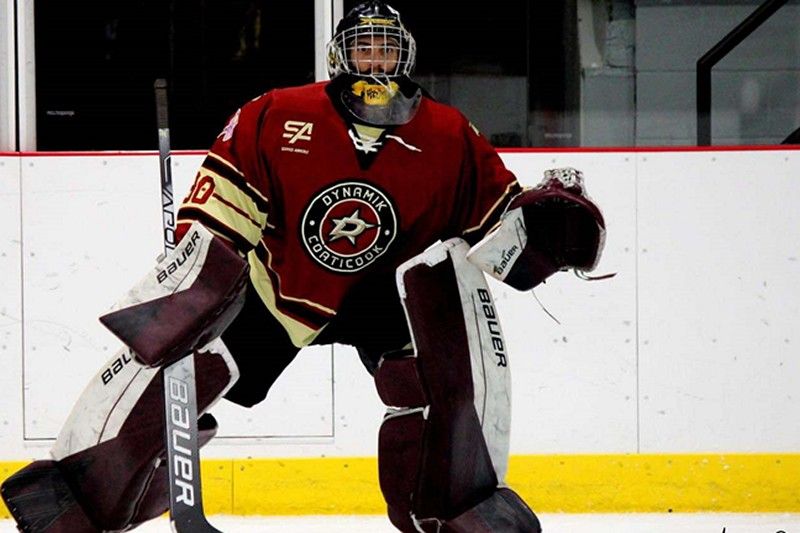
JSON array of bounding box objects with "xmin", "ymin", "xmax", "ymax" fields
[
  {"xmin": 167, "ymin": 376, "xmax": 196, "ymax": 507},
  {"xmin": 156, "ymin": 230, "xmax": 201, "ymax": 284},
  {"xmin": 492, "ymin": 245, "xmax": 519, "ymax": 276},
  {"xmin": 477, "ymin": 288, "xmax": 507, "ymax": 367},
  {"xmin": 300, "ymin": 181, "xmax": 397, "ymax": 274}
]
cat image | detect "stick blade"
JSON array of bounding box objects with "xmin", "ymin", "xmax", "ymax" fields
[{"xmin": 170, "ymin": 514, "xmax": 223, "ymax": 533}]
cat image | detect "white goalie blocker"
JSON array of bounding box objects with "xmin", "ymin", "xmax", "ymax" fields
[{"xmin": 375, "ymin": 238, "xmax": 540, "ymax": 532}]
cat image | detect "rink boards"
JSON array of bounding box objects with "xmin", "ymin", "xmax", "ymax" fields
[{"xmin": 0, "ymin": 147, "xmax": 799, "ymax": 514}]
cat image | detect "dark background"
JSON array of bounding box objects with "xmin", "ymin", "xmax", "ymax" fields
[{"xmin": 35, "ymin": 1, "xmax": 576, "ymax": 150}]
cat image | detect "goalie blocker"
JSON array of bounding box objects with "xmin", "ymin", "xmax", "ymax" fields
[
  {"xmin": 375, "ymin": 238, "xmax": 542, "ymax": 532},
  {"xmin": 0, "ymin": 223, "xmax": 247, "ymax": 532}
]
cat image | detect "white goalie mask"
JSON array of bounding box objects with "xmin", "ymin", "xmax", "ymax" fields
[{"xmin": 326, "ymin": 1, "xmax": 420, "ymax": 125}]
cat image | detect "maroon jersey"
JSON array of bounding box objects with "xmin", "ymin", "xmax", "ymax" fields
[{"xmin": 178, "ymin": 81, "xmax": 520, "ymax": 347}]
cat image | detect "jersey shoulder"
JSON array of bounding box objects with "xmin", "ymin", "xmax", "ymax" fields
[
  {"xmin": 232, "ymin": 81, "xmax": 330, "ymax": 119},
  {"xmin": 420, "ymin": 95, "xmax": 464, "ymax": 119},
  {"xmin": 221, "ymin": 82, "xmax": 327, "ymax": 138},
  {"xmin": 268, "ymin": 81, "xmax": 331, "ymax": 112},
  {"xmin": 409, "ymin": 94, "xmax": 483, "ymax": 147}
]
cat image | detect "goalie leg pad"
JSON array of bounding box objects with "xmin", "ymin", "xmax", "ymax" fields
[
  {"xmin": 118, "ymin": 411, "xmax": 218, "ymax": 528},
  {"xmin": 0, "ymin": 460, "xmax": 97, "ymax": 533},
  {"xmin": 1, "ymin": 339, "xmax": 238, "ymax": 532},
  {"xmin": 376, "ymin": 238, "xmax": 537, "ymax": 531},
  {"xmin": 374, "ymin": 349, "xmax": 427, "ymax": 529},
  {"xmin": 445, "ymin": 488, "xmax": 542, "ymax": 533},
  {"xmin": 99, "ymin": 222, "xmax": 249, "ymax": 367}
]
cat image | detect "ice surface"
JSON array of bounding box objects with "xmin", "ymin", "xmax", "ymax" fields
[{"xmin": 3, "ymin": 513, "xmax": 799, "ymax": 532}]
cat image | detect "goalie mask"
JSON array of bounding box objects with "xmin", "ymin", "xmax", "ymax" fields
[{"xmin": 326, "ymin": 1, "xmax": 421, "ymax": 125}]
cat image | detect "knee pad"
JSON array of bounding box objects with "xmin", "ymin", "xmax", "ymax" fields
[
  {"xmin": 376, "ymin": 238, "xmax": 531, "ymax": 531},
  {"xmin": 43, "ymin": 338, "xmax": 238, "ymax": 530}
]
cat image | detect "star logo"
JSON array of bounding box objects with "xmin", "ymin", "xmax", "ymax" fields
[{"xmin": 328, "ymin": 208, "xmax": 377, "ymax": 246}]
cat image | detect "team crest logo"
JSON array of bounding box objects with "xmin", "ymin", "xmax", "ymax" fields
[{"xmin": 301, "ymin": 181, "xmax": 397, "ymax": 273}]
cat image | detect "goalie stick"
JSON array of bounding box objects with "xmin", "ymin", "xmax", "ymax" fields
[{"xmin": 155, "ymin": 78, "xmax": 222, "ymax": 533}]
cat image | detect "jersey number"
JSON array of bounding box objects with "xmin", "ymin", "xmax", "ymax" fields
[{"xmin": 189, "ymin": 175, "xmax": 215, "ymax": 204}]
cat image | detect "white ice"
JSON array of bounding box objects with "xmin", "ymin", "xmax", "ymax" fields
[{"xmin": 3, "ymin": 513, "xmax": 800, "ymax": 532}]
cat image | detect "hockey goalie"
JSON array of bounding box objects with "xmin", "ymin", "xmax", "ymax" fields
[{"xmin": 1, "ymin": 2, "xmax": 606, "ymax": 531}]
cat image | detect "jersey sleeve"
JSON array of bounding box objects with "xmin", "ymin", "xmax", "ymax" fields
[
  {"xmin": 176, "ymin": 93, "xmax": 274, "ymax": 254},
  {"xmin": 454, "ymin": 118, "xmax": 521, "ymax": 245}
]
